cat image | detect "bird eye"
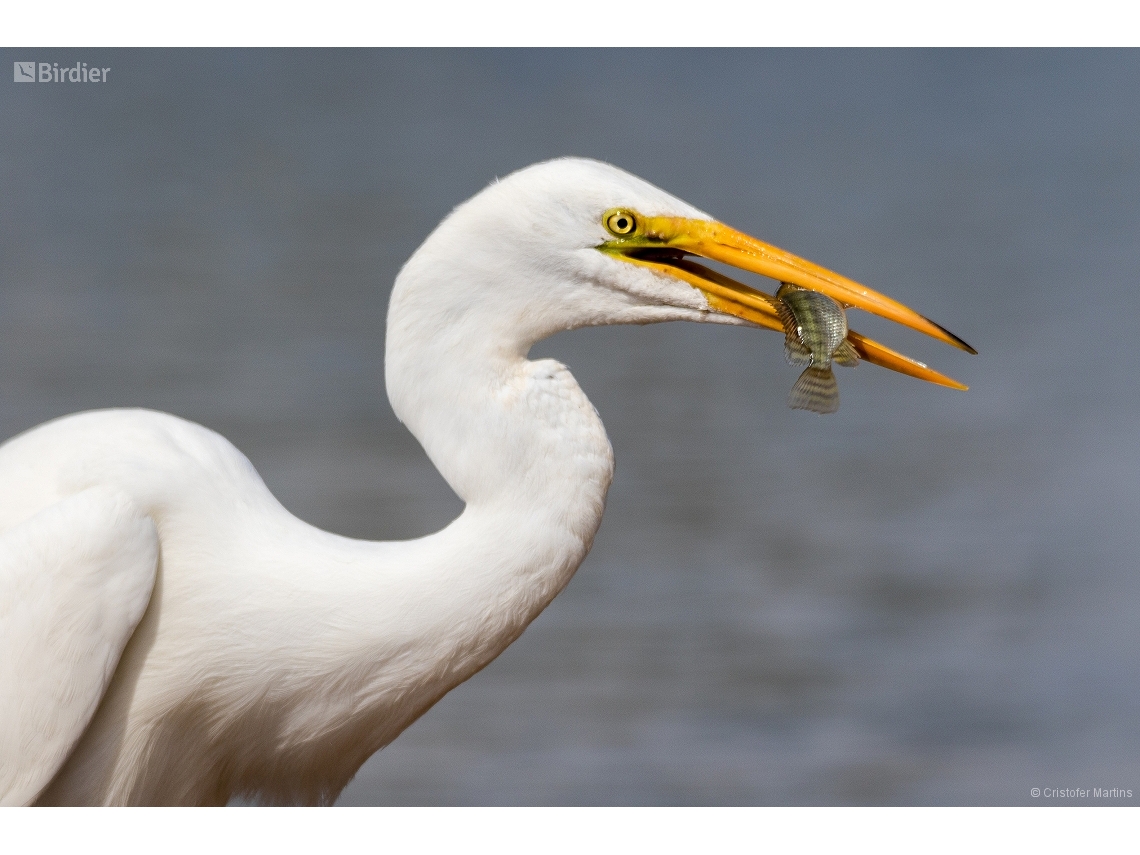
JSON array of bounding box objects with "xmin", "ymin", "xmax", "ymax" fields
[{"xmin": 604, "ymin": 210, "xmax": 637, "ymax": 236}]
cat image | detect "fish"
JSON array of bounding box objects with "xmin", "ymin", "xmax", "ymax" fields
[{"xmin": 775, "ymin": 282, "xmax": 860, "ymax": 414}]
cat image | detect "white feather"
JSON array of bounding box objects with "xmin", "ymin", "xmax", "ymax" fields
[
  {"xmin": 0, "ymin": 487, "xmax": 156, "ymax": 805},
  {"xmin": 0, "ymin": 158, "xmax": 730, "ymax": 805}
]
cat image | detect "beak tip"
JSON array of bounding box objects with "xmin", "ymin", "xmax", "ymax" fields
[{"xmin": 927, "ymin": 316, "xmax": 977, "ymax": 354}]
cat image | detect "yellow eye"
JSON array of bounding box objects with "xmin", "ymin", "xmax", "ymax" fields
[{"xmin": 604, "ymin": 209, "xmax": 637, "ymax": 236}]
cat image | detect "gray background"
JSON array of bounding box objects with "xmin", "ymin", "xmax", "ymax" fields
[{"xmin": 1, "ymin": 49, "xmax": 1136, "ymax": 805}]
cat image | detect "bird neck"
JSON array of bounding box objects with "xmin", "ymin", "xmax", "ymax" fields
[
  {"xmin": 341, "ymin": 271, "xmax": 615, "ymax": 753},
  {"xmin": 385, "ymin": 255, "xmax": 615, "ymax": 513}
]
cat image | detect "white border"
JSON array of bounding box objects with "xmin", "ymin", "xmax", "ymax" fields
[
  {"xmin": 4, "ymin": 806, "xmax": 1139, "ymax": 854},
  {"xmin": 4, "ymin": 1, "xmax": 1140, "ymax": 47}
]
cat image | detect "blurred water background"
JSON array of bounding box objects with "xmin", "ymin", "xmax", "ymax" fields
[{"xmin": 0, "ymin": 49, "xmax": 1137, "ymax": 805}]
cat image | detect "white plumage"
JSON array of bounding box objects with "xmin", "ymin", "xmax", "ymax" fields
[{"xmin": 0, "ymin": 158, "xmax": 968, "ymax": 805}]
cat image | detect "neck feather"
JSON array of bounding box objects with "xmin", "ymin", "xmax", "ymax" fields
[{"xmin": 262, "ymin": 267, "xmax": 616, "ymax": 793}]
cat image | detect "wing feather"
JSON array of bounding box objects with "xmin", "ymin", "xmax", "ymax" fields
[{"xmin": 0, "ymin": 487, "xmax": 158, "ymax": 805}]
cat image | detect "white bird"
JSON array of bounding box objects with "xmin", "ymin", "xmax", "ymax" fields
[{"xmin": 0, "ymin": 158, "xmax": 973, "ymax": 806}]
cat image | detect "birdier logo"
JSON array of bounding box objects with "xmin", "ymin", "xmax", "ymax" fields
[{"xmin": 13, "ymin": 61, "xmax": 110, "ymax": 83}]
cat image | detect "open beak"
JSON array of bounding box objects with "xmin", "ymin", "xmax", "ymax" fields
[{"xmin": 600, "ymin": 215, "xmax": 975, "ymax": 390}]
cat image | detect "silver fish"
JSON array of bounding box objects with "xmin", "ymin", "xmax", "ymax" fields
[{"xmin": 776, "ymin": 282, "xmax": 859, "ymax": 414}]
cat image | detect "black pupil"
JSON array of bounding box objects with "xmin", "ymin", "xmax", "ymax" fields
[{"xmin": 616, "ymin": 217, "xmax": 629, "ymax": 230}]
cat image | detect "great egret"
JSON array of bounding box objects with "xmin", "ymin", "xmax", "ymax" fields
[{"xmin": 0, "ymin": 158, "xmax": 972, "ymax": 806}]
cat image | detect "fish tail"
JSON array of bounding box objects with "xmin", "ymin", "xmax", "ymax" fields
[{"xmin": 789, "ymin": 366, "xmax": 839, "ymax": 414}]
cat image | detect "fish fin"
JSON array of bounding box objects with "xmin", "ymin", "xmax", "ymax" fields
[
  {"xmin": 777, "ymin": 293, "xmax": 811, "ymax": 365},
  {"xmin": 784, "ymin": 335, "xmax": 812, "ymax": 366},
  {"xmin": 789, "ymin": 366, "xmax": 839, "ymax": 414},
  {"xmin": 775, "ymin": 296, "xmax": 798, "ymax": 337},
  {"xmin": 833, "ymin": 340, "xmax": 860, "ymax": 368}
]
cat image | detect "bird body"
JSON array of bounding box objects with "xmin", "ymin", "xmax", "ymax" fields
[
  {"xmin": 1, "ymin": 378, "xmax": 610, "ymax": 805},
  {"xmin": 0, "ymin": 158, "xmax": 971, "ymax": 805}
]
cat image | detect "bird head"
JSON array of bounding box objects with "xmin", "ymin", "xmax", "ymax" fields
[{"xmin": 390, "ymin": 157, "xmax": 973, "ymax": 389}]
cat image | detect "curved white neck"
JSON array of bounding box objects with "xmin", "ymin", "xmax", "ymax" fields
[{"xmin": 322, "ymin": 258, "xmax": 617, "ymax": 758}]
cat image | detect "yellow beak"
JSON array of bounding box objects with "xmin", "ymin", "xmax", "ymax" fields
[{"xmin": 601, "ymin": 215, "xmax": 975, "ymax": 390}]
